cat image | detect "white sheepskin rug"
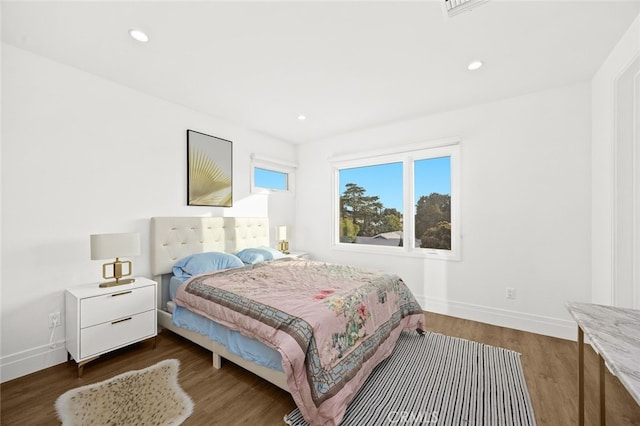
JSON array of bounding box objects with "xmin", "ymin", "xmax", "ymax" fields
[{"xmin": 55, "ymin": 359, "xmax": 194, "ymax": 426}]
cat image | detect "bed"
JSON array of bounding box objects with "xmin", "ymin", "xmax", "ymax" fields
[{"xmin": 151, "ymin": 216, "xmax": 424, "ymax": 425}]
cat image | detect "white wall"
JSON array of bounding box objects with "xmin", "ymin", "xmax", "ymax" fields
[
  {"xmin": 591, "ymin": 14, "xmax": 640, "ymax": 307},
  {"xmin": 296, "ymin": 82, "xmax": 592, "ymax": 339},
  {"xmin": 0, "ymin": 44, "xmax": 296, "ymax": 381}
]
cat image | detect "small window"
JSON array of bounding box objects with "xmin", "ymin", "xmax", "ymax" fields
[
  {"xmin": 251, "ymin": 154, "xmax": 296, "ymax": 194},
  {"xmin": 255, "ymin": 167, "xmax": 288, "ymax": 191}
]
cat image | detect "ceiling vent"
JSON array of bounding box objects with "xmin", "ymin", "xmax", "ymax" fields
[{"xmin": 442, "ymin": 0, "xmax": 490, "ymax": 18}]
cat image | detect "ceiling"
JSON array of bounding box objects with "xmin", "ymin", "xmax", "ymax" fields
[{"xmin": 3, "ymin": 1, "xmax": 640, "ymax": 144}]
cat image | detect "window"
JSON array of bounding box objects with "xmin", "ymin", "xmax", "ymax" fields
[
  {"xmin": 255, "ymin": 167, "xmax": 288, "ymax": 191},
  {"xmin": 414, "ymin": 156, "xmax": 452, "ymax": 251},
  {"xmin": 251, "ymin": 154, "xmax": 296, "ymax": 193},
  {"xmin": 333, "ymin": 140, "xmax": 460, "ymax": 260},
  {"xmin": 339, "ymin": 162, "xmax": 403, "ymax": 246}
]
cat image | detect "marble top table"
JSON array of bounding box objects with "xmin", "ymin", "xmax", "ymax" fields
[{"xmin": 566, "ymin": 302, "xmax": 640, "ymax": 424}]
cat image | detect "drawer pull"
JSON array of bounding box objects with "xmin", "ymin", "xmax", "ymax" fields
[
  {"xmin": 111, "ymin": 317, "xmax": 132, "ymax": 325},
  {"xmin": 111, "ymin": 291, "xmax": 132, "ymax": 297}
]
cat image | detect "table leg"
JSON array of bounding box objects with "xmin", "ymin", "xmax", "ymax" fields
[
  {"xmin": 578, "ymin": 327, "xmax": 584, "ymax": 426},
  {"xmin": 76, "ymin": 356, "xmax": 99, "ymax": 378},
  {"xmin": 599, "ymin": 354, "xmax": 606, "ymax": 426}
]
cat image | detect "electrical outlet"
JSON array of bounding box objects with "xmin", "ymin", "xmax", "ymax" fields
[
  {"xmin": 48, "ymin": 312, "xmax": 61, "ymax": 328},
  {"xmin": 505, "ymin": 287, "xmax": 516, "ymax": 300}
]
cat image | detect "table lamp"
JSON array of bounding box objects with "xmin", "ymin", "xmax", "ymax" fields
[
  {"xmin": 277, "ymin": 226, "xmax": 289, "ymax": 254},
  {"xmin": 90, "ymin": 232, "xmax": 140, "ymax": 288}
]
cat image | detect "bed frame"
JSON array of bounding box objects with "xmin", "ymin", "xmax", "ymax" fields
[{"xmin": 150, "ymin": 216, "xmax": 289, "ymax": 391}]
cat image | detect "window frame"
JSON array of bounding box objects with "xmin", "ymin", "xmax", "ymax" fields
[
  {"xmin": 250, "ymin": 154, "xmax": 296, "ymax": 194},
  {"xmin": 331, "ymin": 138, "xmax": 461, "ymax": 261}
]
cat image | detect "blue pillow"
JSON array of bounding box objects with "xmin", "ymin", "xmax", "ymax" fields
[
  {"xmin": 236, "ymin": 246, "xmax": 285, "ymax": 264},
  {"xmin": 172, "ymin": 252, "xmax": 244, "ymax": 280}
]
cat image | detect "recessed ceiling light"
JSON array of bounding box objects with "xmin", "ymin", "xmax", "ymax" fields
[
  {"xmin": 467, "ymin": 60, "xmax": 484, "ymax": 71},
  {"xmin": 128, "ymin": 29, "xmax": 149, "ymax": 43},
  {"xmin": 297, "ymin": 114, "xmax": 307, "ymax": 121}
]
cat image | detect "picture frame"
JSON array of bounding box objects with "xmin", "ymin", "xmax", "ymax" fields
[{"xmin": 187, "ymin": 129, "xmax": 233, "ymax": 207}]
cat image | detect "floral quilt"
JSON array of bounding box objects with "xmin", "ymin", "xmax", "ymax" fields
[{"xmin": 174, "ymin": 258, "xmax": 424, "ymax": 426}]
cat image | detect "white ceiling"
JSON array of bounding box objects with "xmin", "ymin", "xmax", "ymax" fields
[{"xmin": 3, "ymin": 1, "xmax": 640, "ymax": 144}]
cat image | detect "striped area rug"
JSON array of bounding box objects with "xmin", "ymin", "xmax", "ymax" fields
[{"xmin": 284, "ymin": 331, "xmax": 536, "ymax": 426}]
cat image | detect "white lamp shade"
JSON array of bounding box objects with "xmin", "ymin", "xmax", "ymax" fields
[
  {"xmin": 278, "ymin": 226, "xmax": 287, "ymax": 241},
  {"xmin": 90, "ymin": 233, "xmax": 140, "ymax": 260}
]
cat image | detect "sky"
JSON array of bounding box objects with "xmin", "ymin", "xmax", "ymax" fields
[
  {"xmin": 255, "ymin": 167, "xmax": 288, "ymax": 190},
  {"xmin": 339, "ymin": 157, "xmax": 451, "ymax": 212}
]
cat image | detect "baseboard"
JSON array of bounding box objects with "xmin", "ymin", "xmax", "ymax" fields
[
  {"xmin": 0, "ymin": 339, "xmax": 67, "ymax": 383},
  {"xmin": 417, "ymin": 296, "xmax": 578, "ymax": 341}
]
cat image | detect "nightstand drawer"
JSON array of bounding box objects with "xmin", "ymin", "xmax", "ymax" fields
[
  {"xmin": 80, "ymin": 310, "xmax": 155, "ymax": 358},
  {"xmin": 80, "ymin": 285, "xmax": 155, "ymax": 328}
]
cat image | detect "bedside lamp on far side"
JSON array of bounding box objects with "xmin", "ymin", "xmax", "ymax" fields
[
  {"xmin": 90, "ymin": 232, "xmax": 140, "ymax": 288},
  {"xmin": 277, "ymin": 226, "xmax": 289, "ymax": 254}
]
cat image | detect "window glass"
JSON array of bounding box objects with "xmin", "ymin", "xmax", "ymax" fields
[
  {"xmin": 255, "ymin": 167, "xmax": 288, "ymax": 191},
  {"xmin": 338, "ymin": 162, "xmax": 403, "ymax": 246},
  {"xmin": 414, "ymin": 156, "xmax": 451, "ymax": 250}
]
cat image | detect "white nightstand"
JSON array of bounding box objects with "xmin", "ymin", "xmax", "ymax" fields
[
  {"xmin": 283, "ymin": 251, "xmax": 310, "ymax": 259},
  {"xmin": 65, "ymin": 277, "xmax": 157, "ymax": 377}
]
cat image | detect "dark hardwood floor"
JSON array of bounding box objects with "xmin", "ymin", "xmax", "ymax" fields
[{"xmin": 2, "ymin": 312, "xmax": 639, "ymax": 425}]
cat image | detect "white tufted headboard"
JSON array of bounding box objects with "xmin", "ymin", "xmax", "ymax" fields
[
  {"xmin": 150, "ymin": 216, "xmax": 270, "ymax": 277},
  {"xmin": 151, "ymin": 216, "xmax": 271, "ymax": 310}
]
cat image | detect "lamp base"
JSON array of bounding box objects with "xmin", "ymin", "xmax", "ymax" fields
[
  {"xmin": 278, "ymin": 240, "xmax": 289, "ymax": 254},
  {"xmin": 99, "ymin": 278, "xmax": 136, "ymax": 288}
]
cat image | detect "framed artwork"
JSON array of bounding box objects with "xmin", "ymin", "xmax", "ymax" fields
[{"xmin": 187, "ymin": 129, "xmax": 233, "ymax": 207}]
